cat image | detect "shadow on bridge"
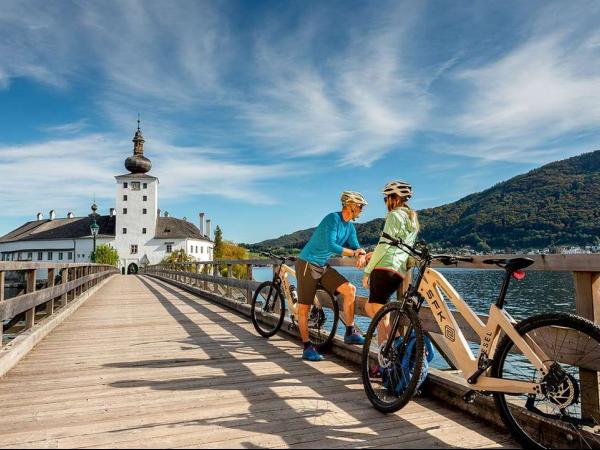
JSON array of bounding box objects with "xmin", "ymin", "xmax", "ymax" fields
[{"xmin": 100, "ymin": 276, "xmax": 511, "ymax": 448}]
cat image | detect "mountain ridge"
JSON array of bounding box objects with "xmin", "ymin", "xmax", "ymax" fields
[{"xmin": 244, "ymin": 150, "xmax": 600, "ymax": 252}]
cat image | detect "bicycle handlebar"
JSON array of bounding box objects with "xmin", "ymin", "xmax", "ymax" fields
[
  {"xmin": 379, "ymin": 232, "xmax": 473, "ymax": 266},
  {"xmin": 260, "ymin": 251, "xmax": 297, "ymax": 263}
]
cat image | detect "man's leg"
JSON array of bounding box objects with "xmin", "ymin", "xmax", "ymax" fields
[
  {"xmin": 298, "ymin": 303, "xmax": 311, "ymax": 343},
  {"xmin": 337, "ymin": 281, "xmax": 357, "ymax": 327}
]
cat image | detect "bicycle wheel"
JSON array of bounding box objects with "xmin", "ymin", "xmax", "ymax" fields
[
  {"xmin": 362, "ymin": 302, "xmax": 424, "ymax": 413},
  {"xmin": 251, "ymin": 281, "xmax": 286, "ymax": 338},
  {"xmin": 309, "ymin": 288, "xmax": 340, "ymax": 351},
  {"xmin": 492, "ymin": 313, "xmax": 600, "ymax": 449}
]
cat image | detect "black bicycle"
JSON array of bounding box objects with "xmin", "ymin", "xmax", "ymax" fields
[{"xmin": 250, "ymin": 251, "xmax": 340, "ymax": 350}]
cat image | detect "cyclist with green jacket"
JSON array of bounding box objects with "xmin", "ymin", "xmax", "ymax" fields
[{"xmin": 363, "ymin": 181, "xmax": 419, "ymax": 344}]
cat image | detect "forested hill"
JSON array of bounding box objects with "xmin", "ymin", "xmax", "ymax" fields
[{"xmin": 245, "ymin": 150, "xmax": 600, "ymax": 252}]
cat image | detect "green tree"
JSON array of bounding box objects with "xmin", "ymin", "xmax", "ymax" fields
[
  {"xmin": 93, "ymin": 244, "xmax": 119, "ymax": 267},
  {"xmin": 214, "ymin": 225, "xmax": 224, "ymax": 259},
  {"xmin": 219, "ymin": 241, "xmax": 249, "ymax": 278},
  {"xmin": 162, "ymin": 249, "xmax": 193, "ymax": 264}
]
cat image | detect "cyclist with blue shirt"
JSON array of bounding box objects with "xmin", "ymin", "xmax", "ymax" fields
[{"xmin": 295, "ymin": 191, "xmax": 369, "ymax": 362}]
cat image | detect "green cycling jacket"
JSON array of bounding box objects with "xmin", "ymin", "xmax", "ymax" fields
[{"xmin": 364, "ymin": 207, "xmax": 419, "ymax": 277}]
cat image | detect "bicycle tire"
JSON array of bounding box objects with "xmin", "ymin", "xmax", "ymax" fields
[
  {"xmin": 492, "ymin": 313, "xmax": 600, "ymax": 449},
  {"xmin": 362, "ymin": 302, "xmax": 424, "ymax": 414},
  {"xmin": 310, "ymin": 288, "xmax": 340, "ymax": 352},
  {"xmin": 250, "ymin": 281, "xmax": 286, "ymax": 338}
]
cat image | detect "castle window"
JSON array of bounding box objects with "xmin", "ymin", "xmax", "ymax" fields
[
  {"xmin": 48, "ymin": 252, "xmax": 53, "ymax": 260},
  {"xmin": 27, "ymin": 252, "xmax": 33, "ymax": 260},
  {"xmin": 68, "ymin": 252, "xmax": 73, "ymax": 260},
  {"xmin": 143, "ymin": 183, "xmax": 148, "ymax": 189},
  {"xmin": 166, "ymin": 244, "xmax": 173, "ymax": 253},
  {"xmin": 143, "ymin": 228, "xmax": 147, "ymax": 234},
  {"xmin": 132, "ymin": 182, "xmax": 141, "ymax": 191},
  {"xmin": 123, "ymin": 208, "xmax": 127, "ymax": 214},
  {"xmin": 143, "ymin": 195, "xmax": 147, "ymax": 201},
  {"xmin": 143, "ymin": 208, "xmax": 147, "ymax": 214},
  {"xmin": 59, "ymin": 252, "xmax": 64, "ymax": 261},
  {"xmin": 131, "ymin": 245, "xmax": 138, "ymax": 254},
  {"xmin": 123, "ymin": 228, "xmax": 127, "ymax": 234},
  {"xmin": 37, "ymin": 252, "xmax": 43, "ymax": 261},
  {"xmin": 123, "ymin": 182, "xmax": 128, "ymax": 188},
  {"xmin": 123, "ymin": 195, "xmax": 128, "ymax": 201}
]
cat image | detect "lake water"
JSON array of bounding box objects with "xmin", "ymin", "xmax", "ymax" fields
[{"xmin": 252, "ymin": 266, "xmax": 575, "ymax": 369}]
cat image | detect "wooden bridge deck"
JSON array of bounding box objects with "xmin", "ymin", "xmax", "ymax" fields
[{"xmin": 0, "ymin": 275, "xmax": 516, "ymax": 449}]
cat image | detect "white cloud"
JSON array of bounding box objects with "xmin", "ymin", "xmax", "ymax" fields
[
  {"xmin": 0, "ymin": 134, "xmax": 290, "ymax": 219},
  {"xmin": 449, "ymin": 27, "xmax": 600, "ymax": 162}
]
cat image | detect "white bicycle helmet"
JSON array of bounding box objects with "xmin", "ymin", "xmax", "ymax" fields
[
  {"xmin": 341, "ymin": 191, "xmax": 368, "ymax": 206},
  {"xmin": 382, "ymin": 180, "xmax": 412, "ymax": 198}
]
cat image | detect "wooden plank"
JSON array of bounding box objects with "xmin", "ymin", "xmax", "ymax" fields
[
  {"xmin": 24, "ymin": 269, "xmax": 36, "ymax": 329},
  {"xmin": 574, "ymin": 271, "xmax": 600, "ymax": 419}
]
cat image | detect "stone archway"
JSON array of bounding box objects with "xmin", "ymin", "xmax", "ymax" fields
[{"xmin": 127, "ymin": 263, "xmax": 139, "ymax": 275}]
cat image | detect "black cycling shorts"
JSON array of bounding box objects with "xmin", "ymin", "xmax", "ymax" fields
[
  {"xmin": 368, "ymin": 269, "xmax": 403, "ymax": 305},
  {"xmin": 295, "ymin": 259, "xmax": 348, "ymax": 306}
]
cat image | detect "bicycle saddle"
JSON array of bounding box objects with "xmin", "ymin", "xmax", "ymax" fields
[{"xmin": 482, "ymin": 257, "xmax": 535, "ymax": 271}]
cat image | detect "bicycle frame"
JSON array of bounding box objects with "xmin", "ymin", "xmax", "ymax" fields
[
  {"xmin": 416, "ymin": 267, "xmax": 552, "ymax": 395},
  {"xmin": 273, "ymin": 263, "xmax": 302, "ymax": 318}
]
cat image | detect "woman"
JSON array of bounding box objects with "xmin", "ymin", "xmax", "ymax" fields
[{"xmin": 363, "ymin": 180, "xmax": 420, "ymax": 344}]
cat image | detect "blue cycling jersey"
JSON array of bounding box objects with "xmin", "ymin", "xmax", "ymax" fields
[{"xmin": 299, "ymin": 212, "xmax": 360, "ymax": 267}]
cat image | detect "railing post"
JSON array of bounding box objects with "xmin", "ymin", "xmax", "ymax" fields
[
  {"xmin": 61, "ymin": 268, "xmax": 69, "ymax": 306},
  {"xmin": 204, "ymin": 264, "xmax": 209, "ymax": 290},
  {"xmin": 213, "ymin": 264, "xmax": 219, "ymax": 293},
  {"xmin": 25, "ymin": 269, "xmax": 36, "ymax": 329},
  {"xmin": 226, "ymin": 264, "xmax": 233, "ymax": 298},
  {"xmin": 246, "ymin": 264, "xmax": 253, "ymax": 304},
  {"xmin": 46, "ymin": 268, "xmax": 55, "ymax": 315},
  {"xmin": 574, "ymin": 271, "xmax": 600, "ymax": 419}
]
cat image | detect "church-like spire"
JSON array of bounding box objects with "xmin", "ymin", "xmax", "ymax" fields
[
  {"xmin": 124, "ymin": 117, "xmax": 152, "ymax": 174},
  {"xmin": 132, "ymin": 115, "xmax": 145, "ymax": 156}
]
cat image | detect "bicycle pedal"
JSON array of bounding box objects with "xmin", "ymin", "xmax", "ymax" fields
[
  {"xmin": 462, "ymin": 390, "xmax": 478, "ymax": 404},
  {"xmin": 288, "ymin": 323, "xmax": 298, "ymax": 331}
]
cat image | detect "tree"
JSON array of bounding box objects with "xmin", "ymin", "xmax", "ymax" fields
[
  {"xmin": 214, "ymin": 225, "xmax": 224, "ymax": 259},
  {"xmin": 162, "ymin": 249, "xmax": 193, "ymax": 264},
  {"xmin": 220, "ymin": 241, "xmax": 249, "ymax": 278},
  {"xmin": 93, "ymin": 244, "xmax": 119, "ymax": 267}
]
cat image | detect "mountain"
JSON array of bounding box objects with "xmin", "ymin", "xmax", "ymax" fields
[{"xmin": 245, "ymin": 150, "xmax": 600, "ymax": 252}]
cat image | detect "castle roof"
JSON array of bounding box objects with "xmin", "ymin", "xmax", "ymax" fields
[{"xmin": 0, "ymin": 216, "xmax": 211, "ymax": 243}]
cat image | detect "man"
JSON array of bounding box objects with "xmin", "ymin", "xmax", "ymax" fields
[{"xmin": 295, "ymin": 191, "xmax": 368, "ymax": 362}]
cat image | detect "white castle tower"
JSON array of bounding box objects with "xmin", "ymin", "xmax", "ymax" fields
[{"xmin": 114, "ymin": 121, "xmax": 159, "ymax": 271}]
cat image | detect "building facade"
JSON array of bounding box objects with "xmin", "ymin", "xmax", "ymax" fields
[{"xmin": 0, "ymin": 124, "xmax": 214, "ymax": 274}]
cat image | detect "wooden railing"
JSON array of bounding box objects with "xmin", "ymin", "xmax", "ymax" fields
[
  {"xmin": 0, "ymin": 262, "xmax": 119, "ymax": 345},
  {"xmin": 142, "ymin": 254, "xmax": 600, "ymax": 424}
]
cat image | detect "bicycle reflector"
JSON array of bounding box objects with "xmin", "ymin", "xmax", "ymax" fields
[{"xmin": 512, "ymin": 271, "xmax": 526, "ymax": 280}]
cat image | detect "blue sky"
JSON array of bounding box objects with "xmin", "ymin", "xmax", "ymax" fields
[{"xmin": 1, "ymin": 0, "xmax": 600, "ymax": 243}]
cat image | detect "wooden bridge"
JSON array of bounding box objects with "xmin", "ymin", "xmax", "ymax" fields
[{"xmin": 0, "ymin": 255, "xmax": 598, "ymax": 448}]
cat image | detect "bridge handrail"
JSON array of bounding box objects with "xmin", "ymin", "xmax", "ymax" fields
[{"xmin": 0, "ymin": 263, "xmax": 119, "ymax": 344}]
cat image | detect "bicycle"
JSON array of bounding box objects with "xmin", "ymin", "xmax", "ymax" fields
[
  {"xmin": 250, "ymin": 251, "xmax": 340, "ymax": 350},
  {"xmin": 362, "ymin": 233, "xmax": 600, "ymax": 449}
]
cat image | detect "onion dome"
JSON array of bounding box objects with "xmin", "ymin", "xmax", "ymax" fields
[{"xmin": 124, "ymin": 119, "xmax": 152, "ymax": 174}]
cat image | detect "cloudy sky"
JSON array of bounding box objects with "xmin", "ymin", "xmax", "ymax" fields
[{"xmin": 1, "ymin": 0, "xmax": 599, "ymax": 243}]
